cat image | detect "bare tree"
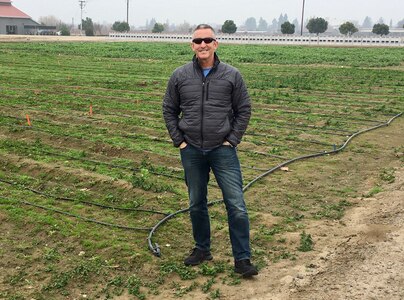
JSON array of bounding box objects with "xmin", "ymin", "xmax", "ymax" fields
[
  {"xmin": 38, "ymin": 15, "xmax": 61, "ymax": 26},
  {"xmin": 175, "ymin": 21, "xmax": 192, "ymax": 33}
]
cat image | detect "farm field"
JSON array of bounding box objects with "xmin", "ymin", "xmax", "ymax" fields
[{"xmin": 0, "ymin": 40, "xmax": 403, "ymax": 299}]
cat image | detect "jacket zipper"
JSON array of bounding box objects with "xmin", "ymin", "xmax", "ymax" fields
[
  {"xmin": 201, "ymin": 78, "xmax": 206, "ymax": 148},
  {"xmin": 199, "ymin": 64, "xmax": 215, "ymax": 149}
]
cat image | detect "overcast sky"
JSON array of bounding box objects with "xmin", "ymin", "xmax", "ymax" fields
[{"xmin": 12, "ymin": 0, "xmax": 403, "ymax": 28}]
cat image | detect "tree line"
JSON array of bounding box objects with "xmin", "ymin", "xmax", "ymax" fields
[{"xmin": 38, "ymin": 14, "xmax": 403, "ymax": 37}]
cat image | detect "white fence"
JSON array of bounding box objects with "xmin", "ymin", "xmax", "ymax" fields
[{"xmin": 109, "ymin": 33, "xmax": 404, "ymax": 47}]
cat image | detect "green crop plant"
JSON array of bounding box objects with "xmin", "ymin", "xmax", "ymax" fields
[
  {"xmin": 0, "ymin": 40, "xmax": 402, "ymax": 299},
  {"xmin": 297, "ymin": 231, "xmax": 313, "ymax": 252}
]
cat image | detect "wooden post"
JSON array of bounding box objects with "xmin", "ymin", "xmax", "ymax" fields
[{"xmin": 26, "ymin": 114, "xmax": 32, "ymax": 126}]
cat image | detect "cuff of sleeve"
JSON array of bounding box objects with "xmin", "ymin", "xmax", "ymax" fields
[
  {"xmin": 174, "ymin": 140, "xmax": 184, "ymax": 147},
  {"xmin": 226, "ymin": 135, "xmax": 238, "ymax": 147}
]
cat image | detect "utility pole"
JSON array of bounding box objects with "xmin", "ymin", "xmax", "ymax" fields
[
  {"xmin": 126, "ymin": 0, "xmax": 129, "ymax": 24},
  {"xmin": 79, "ymin": 0, "xmax": 86, "ymax": 35},
  {"xmin": 300, "ymin": 0, "xmax": 305, "ymax": 36}
]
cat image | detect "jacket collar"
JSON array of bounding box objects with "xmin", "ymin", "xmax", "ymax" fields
[{"xmin": 192, "ymin": 52, "xmax": 220, "ymax": 70}]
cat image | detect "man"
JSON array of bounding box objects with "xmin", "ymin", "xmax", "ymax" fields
[{"xmin": 162, "ymin": 24, "xmax": 257, "ymax": 277}]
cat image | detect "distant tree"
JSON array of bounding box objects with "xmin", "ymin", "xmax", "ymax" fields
[
  {"xmin": 59, "ymin": 24, "xmax": 70, "ymax": 36},
  {"xmin": 176, "ymin": 21, "xmax": 192, "ymax": 33},
  {"xmin": 377, "ymin": 17, "xmax": 385, "ymax": 24},
  {"xmin": 163, "ymin": 19, "xmax": 173, "ymax": 32},
  {"xmin": 146, "ymin": 18, "xmax": 157, "ymax": 30},
  {"xmin": 339, "ymin": 22, "xmax": 358, "ymax": 36},
  {"xmin": 362, "ymin": 16, "xmax": 373, "ymax": 28},
  {"xmin": 112, "ymin": 21, "xmax": 130, "ymax": 32},
  {"xmin": 245, "ymin": 17, "xmax": 257, "ymax": 31},
  {"xmin": 281, "ymin": 21, "xmax": 295, "ymax": 34},
  {"xmin": 257, "ymin": 17, "xmax": 268, "ymax": 31},
  {"xmin": 270, "ymin": 18, "xmax": 278, "ymax": 32},
  {"xmin": 306, "ymin": 17, "xmax": 328, "ymax": 35},
  {"xmin": 222, "ymin": 20, "xmax": 237, "ymax": 34},
  {"xmin": 93, "ymin": 22, "xmax": 103, "ymax": 35},
  {"xmin": 397, "ymin": 19, "xmax": 404, "ymax": 28},
  {"xmin": 82, "ymin": 17, "xmax": 94, "ymax": 36},
  {"xmin": 372, "ymin": 23, "xmax": 389, "ymax": 36},
  {"xmin": 152, "ymin": 22, "xmax": 164, "ymax": 33},
  {"xmin": 38, "ymin": 15, "xmax": 60, "ymax": 26},
  {"xmin": 292, "ymin": 18, "xmax": 300, "ymax": 32},
  {"xmin": 278, "ymin": 13, "xmax": 288, "ymax": 30}
]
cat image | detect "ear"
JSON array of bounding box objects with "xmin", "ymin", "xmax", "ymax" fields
[{"xmin": 213, "ymin": 40, "xmax": 219, "ymax": 50}]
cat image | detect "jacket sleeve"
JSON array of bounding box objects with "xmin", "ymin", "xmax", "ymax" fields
[
  {"xmin": 226, "ymin": 71, "xmax": 251, "ymax": 146},
  {"xmin": 162, "ymin": 73, "xmax": 184, "ymax": 147}
]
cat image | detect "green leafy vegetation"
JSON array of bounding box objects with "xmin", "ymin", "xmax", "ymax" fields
[{"xmin": 0, "ymin": 41, "xmax": 402, "ymax": 299}]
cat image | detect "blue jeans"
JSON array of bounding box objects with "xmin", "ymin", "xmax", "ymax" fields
[{"xmin": 180, "ymin": 144, "xmax": 251, "ymax": 261}]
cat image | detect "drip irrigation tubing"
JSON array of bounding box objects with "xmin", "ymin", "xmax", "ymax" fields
[
  {"xmin": 243, "ymin": 138, "xmax": 331, "ymax": 155},
  {"xmin": 0, "ymin": 140, "xmax": 184, "ymax": 181},
  {"xmin": 0, "ymin": 196, "xmax": 152, "ymax": 231},
  {"xmin": 1, "ymin": 110, "xmax": 402, "ymax": 255},
  {"xmin": 265, "ymin": 122, "xmax": 355, "ymax": 135},
  {"xmin": 252, "ymin": 108, "xmax": 386, "ymax": 125},
  {"xmin": 1, "ymin": 115, "xmax": 333, "ymax": 176},
  {"xmin": 0, "ymin": 112, "xmax": 347, "ymax": 155},
  {"xmin": 246, "ymin": 130, "xmax": 338, "ymax": 148},
  {"xmin": 0, "ymin": 178, "xmax": 168, "ymax": 215},
  {"xmin": 146, "ymin": 112, "xmax": 402, "ymax": 257}
]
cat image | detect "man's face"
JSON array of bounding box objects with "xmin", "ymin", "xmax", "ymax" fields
[{"xmin": 191, "ymin": 28, "xmax": 218, "ymax": 64}]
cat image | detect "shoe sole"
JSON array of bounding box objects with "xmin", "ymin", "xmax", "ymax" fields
[
  {"xmin": 235, "ymin": 268, "xmax": 258, "ymax": 278},
  {"xmin": 184, "ymin": 255, "xmax": 213, "ymax": 266}
]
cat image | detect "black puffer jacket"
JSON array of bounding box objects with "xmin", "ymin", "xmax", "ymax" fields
[{"xmin": 163, "ymin": 53, "xmax": 251, "ymax": 150}]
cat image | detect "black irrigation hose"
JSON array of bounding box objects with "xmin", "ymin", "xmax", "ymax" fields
[
  {"xmin": 0, "ymin": 196, "xmax": 152, "ymax": 231},
  {"xmin": 146, "ymin": 112, "xmax": 402, "ymax": 257},
  {"xmin": 0, "ymin": 178, "xmax": 169, "ymax": 215}
]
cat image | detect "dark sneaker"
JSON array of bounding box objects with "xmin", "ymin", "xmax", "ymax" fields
[
  {"xmin": 234, "ymin": 259, "xmax": 258, "ymax": 278},
  {"xmin": 184, "ymin": 248, "xmax": 213, "ymax": 266}
]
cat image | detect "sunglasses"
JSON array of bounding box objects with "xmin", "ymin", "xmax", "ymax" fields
[{"xmin": 192, "ymin": 37, "xmax": 216, "ymax": 44}]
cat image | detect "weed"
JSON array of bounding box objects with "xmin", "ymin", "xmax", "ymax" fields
[
  {"xmin": 199, "ymin": 261, "xmax": 226, "ymax": 277},
  {"xmin": 210, "ymin": 288, "xmax": 221, "ymax": 299},
  {"xmin": 126, "ymin": 275, "xmax": 145, "ymax": 299},
  {"xmin": 379, "ymin": 168, "xmax": 395, "ymax": 184},
  {"xmin": 364, "ymin": 186, "xmax": 383, "ymax": 198},
  {"xmin": 43, "ymin": 247, "xmax": 60, "ymax": 262},
  {"xmin": 161, "ymin": 262, "xmax": 198, "ymax": 280},
  {"xmin": 314, "ymin": 200, "xmax": 352, "ymax": 219},
  {"xmin": 7, "ymin": 271, "xmax": 27, "ymax": 286},
  {"xmin": 297, "ymin": 231, "xmax": 313, "ymax": 252},
  {"xmin": 172, "ymin": 281, "xmax": 198, "ymax": 297},
  {"xmin": 43, "ymin": 272, "xmax": 71, "ymax": 290},
  {"xmin": 202, "ymin": 277, "xmax": 215, "ymax": 293}
]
